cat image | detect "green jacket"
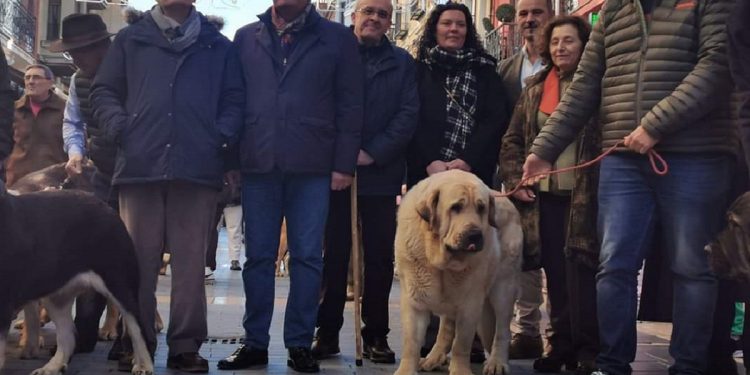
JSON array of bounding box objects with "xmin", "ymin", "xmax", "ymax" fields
[{"xmin": 530, "ymin": 0, "xmax": 737, "ymax": 162}]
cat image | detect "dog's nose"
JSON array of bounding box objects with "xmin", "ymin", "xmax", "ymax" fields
[
  {"xmin": 467, "ymin": 231, "xmax": 483, "ymax": 246},
  {"xmin": 464, "ymin": 229, "xmax": 483, "ymax": 252}
]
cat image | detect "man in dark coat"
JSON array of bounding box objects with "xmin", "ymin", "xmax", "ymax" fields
[
  {"xmin": 0, "ymin": 48, "xmax": 12, "ymax": 172},
  {"xmin": 91, "ymin": 0, "xmax": 244, "ymax": 372},
  {"xmin": 311, "ymin": 0, "xmax": 418, "ymax": 365},
  {"xmin": 731, "ymin": 0, "xmax": 750, "ymax": 169},
  {"xmin": 497, "ymin": 0, "xmax": 552, "ymax": 359},
  {"xmin": 217, "ymin": 0, "xmax": 363, "ymax": 372},
  {"xmin": 47, "ymin": 12, "xmax": 115, "ymax": 355}
]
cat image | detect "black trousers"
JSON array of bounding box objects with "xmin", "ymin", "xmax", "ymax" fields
[
  {"xmin": 73, "ymin": 170, "xmax": 117, "ymax": 351},
  {"xmin": 317, "ymin": 191, "xmax": 396, "ymax": 341},
  {"xmin": 538, "ymin": 192, "xmax": 598, "ymax": 361}
]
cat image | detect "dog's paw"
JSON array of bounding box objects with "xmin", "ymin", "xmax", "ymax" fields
[
  {"xmin": 419, "ymin": 351, "xmax": 448, "ymax": 371},
  {"xmin": 483, "ymin": 358, "xmax": 510, "ymax": 375},
  {"xmin": 448, "ymin": 364, "xmax": 474, "ymax": 375},
  {"xmin": 131, "ymin": 363, "xmax": 154, "ymax": 375},
  {"xmin": 30, "ymin": 363, "xmax": 66, "ymax": 375},
  {"xmin": 98, "ymin": 326, "xmax": 119, "ymax": 341},
  {"xmin": 393, "ymin": 366, "xmax": 419, "ymax": 375},
  {"xmin": 20, "ymin": 344, "xmax": 40, "ymax": 359}
]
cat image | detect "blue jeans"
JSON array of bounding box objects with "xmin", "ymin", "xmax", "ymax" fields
[
  {"xmin": 241, "ymin": 171, "xmax": 330, "ymax": 349},
  {"xmin": 596, "ymin": 153, "xmax": 732, "ymax": 375}
]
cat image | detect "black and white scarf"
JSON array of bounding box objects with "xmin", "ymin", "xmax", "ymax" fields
[{"xmin": 424, "ymin": 46, "xmax": 495, "ymax": 161}]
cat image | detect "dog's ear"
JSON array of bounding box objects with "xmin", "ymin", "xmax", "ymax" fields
[
  {"xmin": 417, "ymin": 189, "xmax": 441, "ymax": 232},
  {"xmin": 487, "ymin": 193, "xmax": 498, "ymax": 228}
]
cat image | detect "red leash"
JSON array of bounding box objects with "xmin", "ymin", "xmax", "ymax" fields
[{"xmin": 496, "ymin": 141, "xmax": 668, "ymax": 198}]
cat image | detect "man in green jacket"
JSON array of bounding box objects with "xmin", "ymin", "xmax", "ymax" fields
[{"xmin": 522, "ymin": 0, "xmax": 736, "ymax": 374}]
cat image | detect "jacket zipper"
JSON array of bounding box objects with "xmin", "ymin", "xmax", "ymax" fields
[{"xmin": 634, "ymin": 0, "xmax": 648, "ymax": 129}]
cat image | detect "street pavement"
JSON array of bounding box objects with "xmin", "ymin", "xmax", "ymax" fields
[{"xmin": 2, "ymin": 229, "xmax": 745, "ymax": 374}]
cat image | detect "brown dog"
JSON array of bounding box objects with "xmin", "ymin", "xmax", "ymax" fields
[
  {"xmin": 706, "ymin": 192, "xmax": 750, "ymax": 282},
  {"xmin": 275, "ymin": 219, "xmax": 290, "ymax": 277}
]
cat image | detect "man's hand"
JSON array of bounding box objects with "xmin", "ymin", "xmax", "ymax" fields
[
  {"xmin": 512, "ymin": 187, "xmax": 536, "ymax": 202},
  {"xmin": 331, "ymin": 171, "xmax": 353, "ymax": 191},
  {"xmin": 446, "ymin": 159, "xmax": 471, "ymax": 172},
  {"xmin": 357, "ymin": 150, "xmax": 375, "ymax": 166},
  {"xmin": 65, "ymin": 154, "xmax": 84, "ymax": 177},
  {"xmin": 624, "ymin": 126, "xmax": 659, "ymax": 154},
  {"xmin": 426, "ymin": 160, "xmax": 449, "ymax": 176},
  {"xmin": 521, "ymin": 153, "xmax": 553, "ymax": 186}
]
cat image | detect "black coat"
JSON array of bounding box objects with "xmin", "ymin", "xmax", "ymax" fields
[
  {"xmin": 0, "ymin": 48, "xmax": 13, "ymax": 163},
  {"xmin": 407, "ymin": 61, "xmax": 510, "ymax": 188},
  {"xmin": 234, "ymin": 9, "xmax": 363, "ymax": 175},
  {"xmin": 356, "ymin": 39, "xmax": 419, "ymax": 196},
  {"xmin": 92, "ymin": 12, "xmax": 244, "ymax": 188}
]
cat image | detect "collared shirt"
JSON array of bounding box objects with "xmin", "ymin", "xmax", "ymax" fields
[
  {"xmin": 520, "ymin": 45, "xmax": 545, "ymax": 89},
  {"xmin": 62, "ymin": 72, "xmax": 86, "ymax": 158}
]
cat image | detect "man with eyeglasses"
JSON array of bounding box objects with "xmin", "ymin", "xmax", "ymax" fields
[
  {"xmin": 218, "ymin": 0, "xmax": 363, "ymax": 372},
  {"xmin": 312, "ymin": 0, "xmax": 418, "ymax": 364},
  {"xmin": 5, "ymin": 64, "xmax": 66, "ymax": 186},
  {"xmin": 0, "ymin": 48, "xmax": 13, "ymax": 179}
]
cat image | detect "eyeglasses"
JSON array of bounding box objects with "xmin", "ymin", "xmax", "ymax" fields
[
  {"xmin": 357, "ymin": 7, "xmax": 390, "ymax": 19},
  {"xmin": 24, "ymin": 74, "xmax": 49, "ymax": 81}
]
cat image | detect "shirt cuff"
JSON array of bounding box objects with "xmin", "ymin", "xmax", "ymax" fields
[{"xmin": 67, "ymin": 145, "xmax": 85, "ymax": 159}]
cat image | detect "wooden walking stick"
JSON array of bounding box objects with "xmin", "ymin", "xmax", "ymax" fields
[{"xmin": 350, "ymin": 173, "xmax": 364, "ymax": 366}]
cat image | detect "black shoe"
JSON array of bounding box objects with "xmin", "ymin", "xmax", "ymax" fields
[
  {"xmin": 311, "ymin": 334, "xmax": 340, "ymax": 360},
  {"xmin": 116, "ymin": 351, "xmax": 134, "ymax": 372},
  {"xmin": 532, "ymin": 355, "xmax": 577, "ymax": 373},
  {"xmin": 574, "ymin": 360, "xmax": 597, "ymax": 375},
  {"xmin": 108, "ymin": 338, "xmax": 124, "ymax": 361},
  {"xmin": 230, "ymin": 260, "xmax": 242, "ymax": 271},
  {"xmin": 363, "ymin": 337, "xmax": 395, "ymax": 364},
  {"xmin": 167, "ymin": 352, "xmax": 209, "ymax": 373},
  {"xmin": 217, "ymin": 345, "xmax": 268, "ymax": 370},
  {"xmin": 287, "ymin": 347, "xmax": 320, "ymax": 373},
  {"xmin": 509, "ymin": 334, "xmax": 543, "ymax": 360}
]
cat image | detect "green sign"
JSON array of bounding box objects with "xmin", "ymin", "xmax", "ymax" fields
[{"xmin": 590, "ymin": 12, "xmax": 599, "ymax": 25}]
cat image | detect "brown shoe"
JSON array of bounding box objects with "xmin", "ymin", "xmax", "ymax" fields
[{"xmin": 509, "ymin": 334, "xmax": 543, "ymax": 360}]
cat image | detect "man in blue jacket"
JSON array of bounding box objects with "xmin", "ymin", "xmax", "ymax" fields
[
  {"xmin": 91, "ymin": 0, "xmax": 244, "ymax": 372},
  {"xmin": 217, "ymin": 0, "xmax": 363, "ymax": 372},
  {"xmin": 311, "ymin": 0, "xmax": 417, "ymax": 365}
]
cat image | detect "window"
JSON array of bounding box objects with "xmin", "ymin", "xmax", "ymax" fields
[{"xmin": 46, "ymin": 0, "xmax": 61, "ymax": 41}]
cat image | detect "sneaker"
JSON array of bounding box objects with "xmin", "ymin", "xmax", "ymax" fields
[
  {"xmin": 591, "ymin": 371, "xmax": 611, "ymax": 375},
  {"xmin": 204, "ymin": 267, "xmax": 215, "ymax": 283},
  {"xmin": 230, "ymin": 260, "xmax": 242, "ymax": 271}
]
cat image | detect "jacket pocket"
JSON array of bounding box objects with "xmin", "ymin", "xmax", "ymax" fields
[
  {"xmin": 239, "ymin": 114, "xmax": 274, "ymax": 171},
  {"xmin": 284, "ymin": 116, "xmax": 336, "ymax": 172}
]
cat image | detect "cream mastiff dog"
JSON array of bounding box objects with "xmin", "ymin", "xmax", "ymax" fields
[{"xmin": 394, "ymin": 170, "xmax": 522, "ymax": 375}]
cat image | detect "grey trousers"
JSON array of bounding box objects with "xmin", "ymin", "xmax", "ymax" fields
[
  {"xmin": 512, "ymin": 269, "xmax": 544, "ymax": 337},
  {"xmin": 119, "ymin": 181, "xmax": 218, "ymax": 356}
]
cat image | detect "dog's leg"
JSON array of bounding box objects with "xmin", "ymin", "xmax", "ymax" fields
[
  {"xmin": 99, "ymin": 301, "xmax": 120, "ymax": 341},
  {"xmin": 154, "ymin": 309, "xmax": 164, "ymax": 334},
  {"xmin": 31, "ymin": 295, "xmax": 75, "ymax": 375},
  {"xmin": 449, "ymin": 301, "xmax": 483, "ymax": 375},
  {"xmin": 20, "ymin": 302, "xmax": 41, "ymax": 359},
  {"xmin": 483, "ymin": 281, "xmax": 517, "ymax": 375},
  {"xmin": 121, "ymin": 312, "xmax": 154, "ymax": 375},
  {"xmin": 394, "ymin": 294, "xmax": 430, "ymax": 375},
  {"xmin": 420, "ymin": 316, "xmax": 453, "ymax": 371}
]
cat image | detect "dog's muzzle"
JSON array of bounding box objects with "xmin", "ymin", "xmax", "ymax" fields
[{"xmin": 446, "ymin": 228, "xmax": 484, "ymax": 253}]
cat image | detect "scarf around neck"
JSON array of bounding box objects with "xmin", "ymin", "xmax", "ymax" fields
[
  {"xmin": 151, "ymin": 6, "xmax": 201, "ymax": 52},
  {"xmin": 424, "ymin": 47, "xmax": 494, "ymax": 161},
  {"xmin": 271, "ymin": 4, "xmax": 312, "ymax": 46}
]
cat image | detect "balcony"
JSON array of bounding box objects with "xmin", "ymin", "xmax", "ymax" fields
[
  {"xmin": 0, "ymin": 0, "xmax": 37, "ymax": 55},
  {"xmin": 484, "ymin": 23, "xmax": 521, "ymax": 61}
]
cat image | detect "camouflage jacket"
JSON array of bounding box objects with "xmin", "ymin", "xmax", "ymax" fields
[{"xmin": 499, "ymin": 67, "xmax": 601, "ymax": 270}]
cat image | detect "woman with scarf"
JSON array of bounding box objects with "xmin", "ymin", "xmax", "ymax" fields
[
  {"xmin": 406, "ymin": 1, "xmax": 509, "ymax": 189},
  {"xmin": 407, "ymin": 1, "xmax": 510, "ymax": 362},
  {"xmin": 499, "ymin": 15, "xmax": 598, "ymax": 374}
]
